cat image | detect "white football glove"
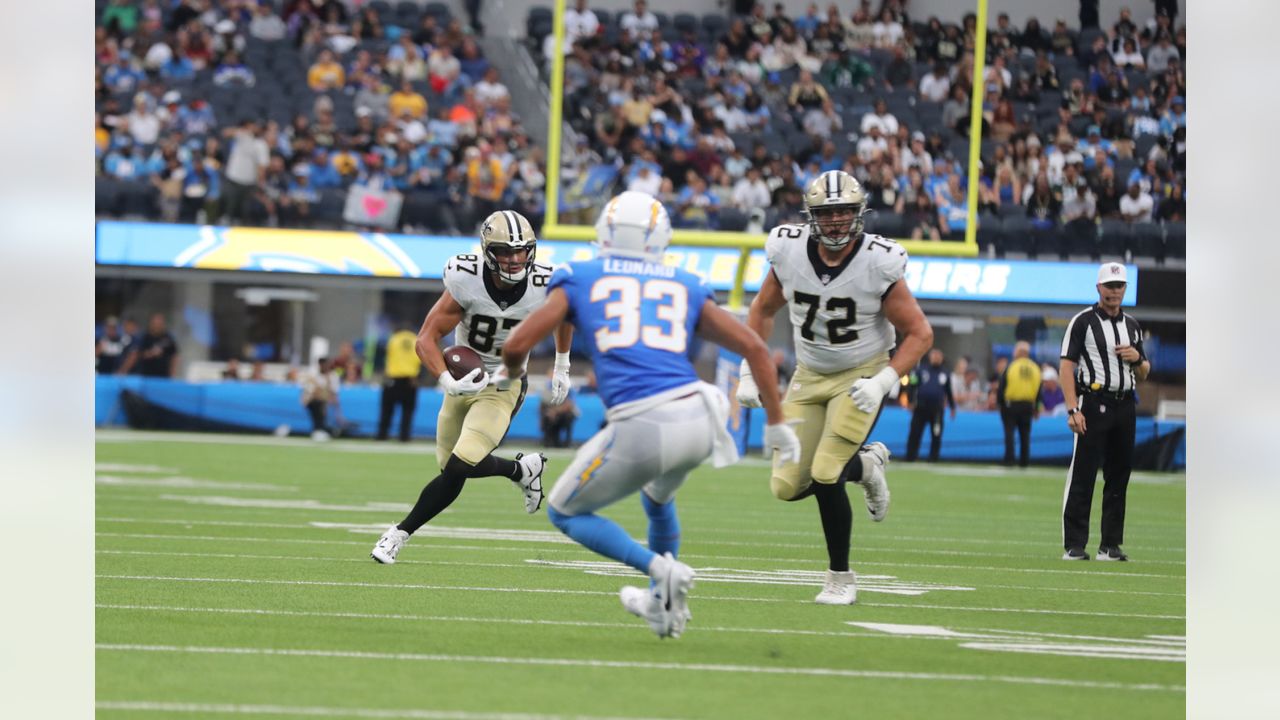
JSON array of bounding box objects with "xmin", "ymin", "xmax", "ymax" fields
[
  {"xmin": 736, "ymin": 359, "xmax": 763, "ymax": 408},
  {"xmin": 764, "ymin": 421, "xmax": 802, "ymax": 465},
  {"xmin": 549, "ymin": 352, "xmax": 572, "ymax": 405},
  {"xmin": 438, "ymin": 367, "xmax": 488, "ymax": 396},
  {"xmin": 489, "ymin": 364, "xmax": 514, "ymax": 391},
  {"xmin": 849, "ymin": 367, "xmax": 899, "ymax": 413}
]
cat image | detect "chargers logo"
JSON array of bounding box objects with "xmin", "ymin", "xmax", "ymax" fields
[{"xmin": 174, "ymin": 226, "xmax": 420, "ymax": 277}]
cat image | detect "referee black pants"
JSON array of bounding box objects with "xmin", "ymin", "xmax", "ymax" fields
[
  {"xmin": 377, "ymin": 378, "xmax": 418, "ymax": 442},
  {"xmin": 906, "ymin": 402, "xmax": 945, "ymax": 462},
  {"xmin": 1063, "ymin": 394, "xmax": 1136, "ymax": 550},
  {"xmin": 1003, "ymin": 401, "xmax": 1035, "ymax": 467}
]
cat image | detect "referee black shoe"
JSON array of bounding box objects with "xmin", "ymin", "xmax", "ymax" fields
[
  {"xmin": 1062, "ymin": 547, "xmax": 1089, "ymax": 561},
  {"xmin": 1096, "ymin": 546, "xmax": 1129, "ymax": 562}
]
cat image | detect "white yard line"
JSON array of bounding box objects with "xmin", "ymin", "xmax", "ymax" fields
[
  {"xmin": 93, "ymin": 643, "xmax": 1185, "ymax": 692},
  {"xmin": 94, "ymin": 549, "xmax": 1184, "ymax": 597},
  {"xmin": 96, "ymin": 701, "xmax": 676, "ymax": 720},
  {"xmin": 96, "ymin": 516, "xmax": 1188, "ymax": 555},
  {"xmin": 93, "ymin": 604, "xmax": 1177, "ymax": 644},
  {"xmin": 95, "ymin": 575, "xmax": 1184, "ymax": 620},
  {"xmin": 94, "ymin": 532, "xmax": 1185, "ymax": 580}
]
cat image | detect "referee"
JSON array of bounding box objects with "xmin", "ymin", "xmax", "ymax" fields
[
  {"xmin": 377, "ymin": 323, "xmax": 422, "ymax": 442},
  {"xmin": 1059, "ymin": 263, "xmax": 1150, "ymax": 561}
]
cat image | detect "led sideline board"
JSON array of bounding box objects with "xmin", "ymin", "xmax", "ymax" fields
[{"xmin": 96, "ymin": 221, "xmax": 1135, "ymax": 305}]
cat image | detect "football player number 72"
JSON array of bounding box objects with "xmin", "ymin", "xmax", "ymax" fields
[{"xmin": 590, "ymin": 277, "xmax": 689, "ymax": 353}]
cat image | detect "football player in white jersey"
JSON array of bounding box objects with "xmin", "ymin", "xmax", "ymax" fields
[
  {"xmin": 371, "ymin": 210, "xmax": 574, "ymax": 564},
  {"xmin": 736, "ymin": 170, "xmax": 935, "ymax": 604}
]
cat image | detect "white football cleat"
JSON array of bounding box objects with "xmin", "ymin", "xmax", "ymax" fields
[
  {"xmin": 370, "ymin": 524, "xmax": 410, "ymax": 564},
  {"xmin": 619, "ymin": 585, "xmax": 677, "ymax": 638},
  {"xmin": 814, "ymin": 569, "xmax": 857, "ymax": 605},
  {"xmin": 649, "ymin": 552, "xmax": 695, "ymax": 638},
  {"xmin": 513, "ymin": 452, "xmax": 546, "ymax": 513},
  {"xmin": 855, "ymin": 442, "xmax": 890, "ymax": 522}
]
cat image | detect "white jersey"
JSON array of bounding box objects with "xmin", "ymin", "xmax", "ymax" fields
[
  {"xmin": 442, "ymin": 253, "xmax": 553, "ymax": 374},
  {"xmin": 765, "ymin": 224, "xmax": 908, "ymax": 374}
]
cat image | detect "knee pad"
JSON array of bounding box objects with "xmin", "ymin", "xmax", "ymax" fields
[{"xmin": 771, "ymin": 475, "xmax": 810, "ymax": 502}]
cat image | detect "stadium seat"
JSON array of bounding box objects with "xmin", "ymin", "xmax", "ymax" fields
[
  {"xmin": 653, "ymin": 11, "xmax": 671, "ymax": 28},
  {"xmin": 1098, "ymin": 218, "xmax": 1132, "ymax": 259},
  {"xmin": 1134, "ymin": 134, "xmax": 1159, "ymax": 161},
  {"xmin": 1028, "ymin": 225, "xmax": 1063, "ymax": 259},
  {"xmin": 701, "ymin": 13, "xmax": 727, "ymax": 38},
  {"xmin": 1062, "ymin": 218, "xmax": 1098, "ymax": 259},
  {"xmin": 997, "ymin": 203, "xmax": 1024, "ymax": 219},
  {"xmin": 718, "ymin": 207, "xmax": 749, "ymax": 232},
  {"xmin": 673, "ymin": 13, "xmax": 697, "ymax": 34},
  {"xmin": 1163, "ymin": 222, "xmax": 1186, "ymax": 259},
  {"xmin": 976, "ymin": 212, "xmax": 1000, "ymax": 254},
  {"xmin": 424, "ymin": 2, "xmax": 450, "ymax": 20},
  {"xmin": 998, "ymin": 215, "xmax": 1031, "ymax": 255},
  {"xmin": 866, "ymin": 211, "xmax": 904, "ymax": 238},
  {"xmin": 1130, "ymin": 222, "xmax": 1164, "ymax": 261}
]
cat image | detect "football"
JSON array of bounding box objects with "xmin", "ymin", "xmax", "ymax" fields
[{"xmin": 442, "ymin": 344, "xmax": 485, "ymax": 380}]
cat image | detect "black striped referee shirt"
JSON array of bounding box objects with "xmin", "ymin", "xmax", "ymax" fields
[{"xmin": 1060, "ymin": 304, "xmax": 1147, "ymax": 394}]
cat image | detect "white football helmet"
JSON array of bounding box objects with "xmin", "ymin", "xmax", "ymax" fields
[
  {"xmin": 803, "ymin": 170, "xmax": 866, "ymax": 250},
  {"xmin": 594, "ymin": 191, "xmax": 673, "ymax": 263},
  {"xmin": 480, "ymin": 210, "xmax": 536, "ymax": 283}
]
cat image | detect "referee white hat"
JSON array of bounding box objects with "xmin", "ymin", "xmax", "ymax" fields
[{"xmin": 1097, "ymin": 262, "xmax": 1128, "ymax": 284}]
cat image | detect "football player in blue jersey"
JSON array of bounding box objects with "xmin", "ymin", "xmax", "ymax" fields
[{"xmin": 497, "ymin": 191, "xmax": 801, "ymax": 639}]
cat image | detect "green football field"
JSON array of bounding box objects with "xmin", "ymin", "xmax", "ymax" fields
[{"xmin": 95, "ymin": 430, "xmax": 1185, "ymax": 719}]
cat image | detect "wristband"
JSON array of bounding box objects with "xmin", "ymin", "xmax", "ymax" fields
[
  {"xmin": 1067, "ymin": 408, "xmax": 1078, "ymax": 416},
  {"xmin": 553, "ymin": 352, "xmax": 571, "ymax": 372}
]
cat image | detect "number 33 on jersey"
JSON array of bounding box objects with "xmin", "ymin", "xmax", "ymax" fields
[
  {"xmin": 766, "ymin": 223, "xmax": 909, "ymax": 374},
  {"xmin": 550, "ymin": 257, "xmax": 713, "ymax": 407}
]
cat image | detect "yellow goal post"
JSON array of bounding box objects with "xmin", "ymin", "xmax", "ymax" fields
[{"xmin": 540, "ymin": 0, "xmax": 990, "ymax": 308}]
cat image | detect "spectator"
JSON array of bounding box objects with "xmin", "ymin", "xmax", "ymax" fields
[
  {"xmin": 1159, "ymin": 95, "xmax": 1186, "ymax": 137},
  {"xmin": 1040, "ymin": 365, "xmax": 1066, "ymax": 415},
  {"xmin": 427, "ymin": 42, "xmax": 462, "ymax": 97},
  {"xmin": 213, "ymin": 50, "xmax": 255, "ymax": 87},
  {"xmin": 117, "ymin": 313, "xmax": 179, "ymax": 378},
  {"xmin": 387, "ymin": 35, "xmax": 428, "ymax": 81},
  {"xmin": 872, "ymin": 8, "xmax": 904, "ymax": 48},
  {"xmin": 955, "ymin": 366, "xmax": 989, "ymax": 411},
  {"xmin": 998, "ymin": 341, "xmax": 1042, "ymax": 467},
  {"xmin": 96, "ymin": 316, "xmax": 133, "ymax": 374},
  {"xmin": 389, "ymin": 80, "xmax": 428, "ymax": 121},
  {"xmin": 787, "ymin": 69, "xmax": 830, "ymax": 115},
  {"xmin": 620, "ymin": 0, "xmax": 659, "ymax": 37},
  {"xmin": 1026, "ymin": 174, "xmax": 1061, "ymax": 230},
  {"xmin": 884, "ymin": 46, "xmax": 914, "ymax": 90},
  {"xmin": 793, "ymin": 3, "xmax": 822, "ymax": 38},
  {"xmin": 802, "ymin": 98, "xmax": 841, "ymax": 138},
  {"xmin": 856, "ymin": 124, "xmax": 889, "ymax": 163},
  {"xmin": 473, "ymin": 67, "xmax": 510, "ymax": 109},
  {"xmin": 905, "ymin": 192, "xmax": 941, "ymax": 240},
  {"xmin": 992, "ymin": 163, "xmax": 1022, "ymax": 207},
  {"xmin": 221, "ymin": 358, "xmax": 243, "ymax": 381},
  {"xmin": 300, "ymin": 357, "xmax": 340, "ymax": 441},
  {"xmin": 121, "ymin": 94, "xmax": 160, "ymax": 147},
  {"xmin": 674, "ymin": 172, "xmax": 720, "ymax": 229},
  {"xmin": 1112, "ymin": 36, "xmax": 1145, "ymax": 69},
  {"xmin": 565, "ymin": 0, "xmax": 599, "ymax": 46},
  {"xmin": 626, "ymin": 160, "xmax": 663, "ymax": 196},
  {"xmin": 1146, "ymin": 31, "xmax": 1180, "ymax": 73},
  {"xmin": 308, "ymin": 49, "xmax": 345, "ymax": 91},
  {"xmin": 1060, "ymin": 159, "xmax": 1096, "ymax": 232},
  {"xmin": 919, "ymin": 62, "xmax": 951, "ymax": 103},
  {"xmin": 1156, "ymin": 181, "xmax": 1185, "ymax": 222},
  {"xmin": 731, "ymin": 165, "xmax": 771, "ymax": 213},
  {"xmin": 821, "ymin": 49, "xmax": 874, "ymax": 90},
  {"xmin": 249, "ymin": 3, "xmax": 286, "ymax": 41},
  {"xmin": 221, "ymin": 120, "xmax": 270, "ymax": 224},
  {"xmin": 1119, "ymin": 180, "xmax": 1154, "ymax": 223},
  {"xmin": 942, "ymin": 84, "xmax": 968, "ymax": 132},
  {"xmin": 861, "ymin": 97, "xmax": 900, "ymax": 136},
  {"xmin": 465, "ymin": 142, "xmax": 506, "ymax": 230}
]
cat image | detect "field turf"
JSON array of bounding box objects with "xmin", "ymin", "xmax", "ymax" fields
[{"xmin": 95, "ymin": 430, "xmax": 1185, "ymax": 719}]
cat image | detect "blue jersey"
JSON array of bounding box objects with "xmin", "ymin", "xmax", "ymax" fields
[{"xmin": 549, "ymin": 257, "xmax": 714, "ymax": 408}]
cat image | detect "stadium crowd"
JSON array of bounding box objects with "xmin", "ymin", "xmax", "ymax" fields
[
  {"xmin": 93, "ymin": 1, "xmax": 1187, "ymax": 261},
  {"xmin": 95, "ymin": 0, "xmax": 545, "ymax": 235},
  {"xmin": 538, "ymin": 0, "xmax": 1186, "ymax": 259}
]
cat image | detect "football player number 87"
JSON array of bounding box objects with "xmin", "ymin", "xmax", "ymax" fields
[{"xmin": 590, "ymin": 277, "xmax": 688, "ymax": 353}]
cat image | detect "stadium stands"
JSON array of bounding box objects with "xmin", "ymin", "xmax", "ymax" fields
[
  {"xmin": 528, "ymin": 2, "xmax": 1186, "ymax": 261},
  {"xmin": 93, "ymin": 1, "xmax": 1186, "ymax": 263}
]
